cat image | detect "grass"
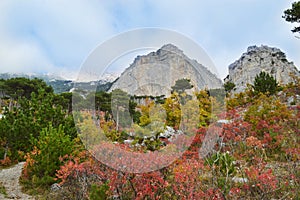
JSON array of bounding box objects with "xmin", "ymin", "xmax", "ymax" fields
[{"xmin": 0, "ymin": 182, "xmax": 7, "ymax": 196}]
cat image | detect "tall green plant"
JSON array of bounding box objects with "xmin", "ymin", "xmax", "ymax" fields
[
  {"xmin": 0, "ymin": 89, "xmax": 76, "ymax": 162},
  {"xmin": 224, "ymin": 81, "xmax": 235, "ymax": 93},
  {"xmin": 283, "ymin": 1, "xmax": 300, "ymax": 35},
  {"xmin": 252, "ymin": 71, "xmax": 278, "ymax": 95},
  {"xmin": 24, "ymin": 125, "xmax": 74, "ymax": 187}
]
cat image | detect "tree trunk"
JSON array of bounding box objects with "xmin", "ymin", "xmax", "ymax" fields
[
  {"xmin": 116, "ymin": 107, "xmax": 119, "ymax": 131},
  {"xmin": 9, "ymin": 98, "xmax": 13, "ymax": 112},
  {"xmin": 3, "ymin": 143, "xmax": 8, "ymax": 160}
]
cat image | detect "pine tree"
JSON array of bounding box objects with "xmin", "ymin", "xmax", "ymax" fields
[
  {"xmin": 283, "ymin": 1, "xmax": 300, "ymax": 36},
  {"xmin": 252, "ymin": 71, "xmax": 278, "ymax": 95},
  {"xmin": 171, "ymin": 79, "xmax": 193, "ymax": 94},
  {"xmin": 224, "ymin": 81, "xmax": 235, "ymax": 93}
]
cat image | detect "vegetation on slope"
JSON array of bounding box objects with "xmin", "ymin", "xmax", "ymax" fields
[{"xmin": 1, "ymin": 73, "xmax": 299, "ymax": 199}]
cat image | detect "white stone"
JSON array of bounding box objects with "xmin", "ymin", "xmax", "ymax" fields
[
  {"xmin": 124, "ymin": 139, "xmax": 133, "ymax": 145},
  {"xmin": 232, "ymin": 177, "xmax": 248, "ymax": 183},
  {"xmin": 217, "ymin": 119, "xmax": 232, "ymax": 124}
]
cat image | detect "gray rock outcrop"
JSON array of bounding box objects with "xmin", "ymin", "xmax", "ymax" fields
[
  {"xmin": 225, "ymin": 45, "xmax": 300, "ymax": 93},
  {"xmin": 109, "ymin": 44, "xmax": 222, "ymax": 97}
]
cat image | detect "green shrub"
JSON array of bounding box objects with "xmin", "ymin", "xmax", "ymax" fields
[
  {"xmin": 224, "ymin": 81, "xmax": 235, "ymax": 93},
  {"xmin": 0, "ymin": 89, "xmax": 77, "ymax": 162},
  {"xmin": 252, "ymin": 71, "xmax": 278, "ymax": 95},
  {"xmin": 24, "ymin": 124, "xmax": 74, "ymax": 188},
  {"xmin": 205, "ymin": 152, "xmax": 236, "ymax": 194},
  {"xmin": 89, "ymin": 182, "xmax": 110, "ymax": 200}
]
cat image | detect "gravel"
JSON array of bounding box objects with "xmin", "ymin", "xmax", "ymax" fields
[{"xmin": 0, "ymin": 162, "xmax": 34, "ymax": 199}]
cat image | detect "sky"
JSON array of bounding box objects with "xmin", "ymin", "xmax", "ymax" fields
[{"xmin": 0, "ymin": 0, "xmax": 299, "ymax": 80}]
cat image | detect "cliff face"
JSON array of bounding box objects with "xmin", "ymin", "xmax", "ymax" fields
[
  {"xmin": 225, "ymin": 45, "xmax": 300, "ymax": 93},
  {"xmin": 109, "ymin": 44, "xmax": 222, "ymax": 97}
]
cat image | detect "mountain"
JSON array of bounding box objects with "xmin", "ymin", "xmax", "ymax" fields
[
  {"xmin": 224, "ymin": 45, "xmax": 300, "ymax": 93},
  {"xmin": 109, "ymin": 44, "xmax": 223, "ymax": 97},
  {"xmin": 0, "ymin": 72, "xmax": 117, "ymax": 94},
  {"xmin": 0, "ymin": 72, "xmax": 64, "ymax": 82},
  {"xmin": 0, "ymin": 73, "xmax": 72, "ymax": 93}
]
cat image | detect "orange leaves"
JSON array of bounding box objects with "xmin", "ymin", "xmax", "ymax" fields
[
  {"xmin": 246, "ymin": 136, "xmax": 263, "ymax": 149},
  {"xmin": 171, "ymin": 159, "xmax": 206, "ymax": 199},
  {"xmin": 55, "ymin": 160, "xmax": 78, "ymax": 185},
  {"xmin": 0, "ymin": 156, "xmax": 11, "ymax": 166},
  {"xmin": 257, "ymin": 169, "xmax": 278, "ymax": 190},
  {"xmin": 245, "ymin": 166, "xmax": 278, "ymax": 191},
  {"xmin": 132, "ymin": 172, "xmax": 167, "ymax": 200},
  {"xmin": 245, "ymin": 166, "xmax": 260, "ymax": 180},
  {"xmin": 55, "ymin": 153, "xmax": 105, "ymax": 186}
]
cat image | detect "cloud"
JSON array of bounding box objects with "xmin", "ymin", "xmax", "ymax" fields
[
  {"xmin": 0, "ymin": 0, "xmax": 299, "ymax": 80},
  {"xmin": 104, "ymin": 0, "xmax": 299, "ymax": 78},
  {"xmin": 0, "ymin": 0, "xmax": 115, "ymax": 77}
]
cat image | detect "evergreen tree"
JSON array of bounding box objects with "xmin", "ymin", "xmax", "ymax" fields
[
  {"xmin": 2, "ymin": 77, "xmax": 53, "ymax": 100},
  {"xmin": 25, "ymin": 125, "xmax": 75, "ymax": 187},
  {"xmin": 224, "ymin": 81, "xmax": 235, "ymax": 93},
  {"xmin": 129, "ymin": 99, "xmax": 141, "ymax": 124},
  {"xmin": 252, "ymin": 71, "xmax": 278, "ymax": 95},
  {"xmin": 283, "ymin": 1, "xmax": 300, "ymax": 36},
  {"xmin": 0, "ymin": 89, "xmax": 76, "ymax": 161},
  {"xmin": 95, "ymin": 91, "xmax": 112, "ymax": 113},
  {"xmin": 171, "ymin": 79, "xmax": 193, "ymax": 105},
  {"xmin": 171, "ymin": 78, "xmax": 193, "ymax": 94}
]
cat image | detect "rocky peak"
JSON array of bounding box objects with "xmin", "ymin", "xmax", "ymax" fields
[
  {"xmin": 159, "ymin": 44, "xmax": 184, "ymax": 55},
  {"xmin": 246, "ymin": 45, "xmax": 282, "ymax": 55},
  {"xmin": 225, "ymin": 45, "xmax": 299, "ymax": 93},
  {"xmin": 110, "ymin": 44, "xmax": 222, "ymax": 97}
]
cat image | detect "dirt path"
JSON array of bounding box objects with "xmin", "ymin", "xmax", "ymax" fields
[{"xmin": 0, "ymin": 162, "xmax": 34, "ymax": 199}]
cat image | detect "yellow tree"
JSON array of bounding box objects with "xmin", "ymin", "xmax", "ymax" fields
[
  {"xmin": 133, "ymin": 98, "xmax": 167, "ymax": 140},
  {"xmin": 163, "ymin": 92, "xmax": 181, "ymax": 129},
  {"xmin": 138, "ymin": 98, "xmax": 154, "ymax": 127},
  {"xmin": 195, "ymin": 90, "xmax": 213, "ymax": 127},
  {"xmin": 181, "ymin": 99, "xmax": 199, "ymax": 134}
]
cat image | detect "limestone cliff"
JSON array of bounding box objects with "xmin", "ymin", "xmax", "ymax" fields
[
  {"xmin": 109, "ymin": 44, "xmax": 222, "ymax": 96},
  {"xmin": 225, "ymin": 45, "xmax": 300, "ymax": 93}
]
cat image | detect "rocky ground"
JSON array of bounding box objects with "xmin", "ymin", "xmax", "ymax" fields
[{"xmin": 0, "ymin": 162, "xmax": 34, "ymax": 199}]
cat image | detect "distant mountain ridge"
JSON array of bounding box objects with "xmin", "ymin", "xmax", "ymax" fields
[
  {"xmin": 0, "ymin": 72, "xmax": 65, "ymax": 82},
  {"xmin": 109, "ymin": 44, "xmax": 223, "ymax": 97},
  {"xmin": 0, "ymin": 72, "xmax": 117, "ymax": 94}
]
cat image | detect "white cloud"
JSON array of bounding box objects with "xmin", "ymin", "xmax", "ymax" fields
[
  {"xmin": 0, "ymin": 0, "xmax": 299, "ymax": 80},
  {"xmin": 0, "ymin": 0, "xmax": 115, "ymax": 75},
  {"xmin": 104, "ymin": 0, "xmax": 300, "ymax": 77}
]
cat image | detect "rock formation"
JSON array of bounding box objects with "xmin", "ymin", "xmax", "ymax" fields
[
  {"xmin": 109, "ymin": 44, "xmax": 222, "ymax": 97},
  {"xmin": 225, "ymin": 45, "xmax": 300, "ymax": 93}
]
